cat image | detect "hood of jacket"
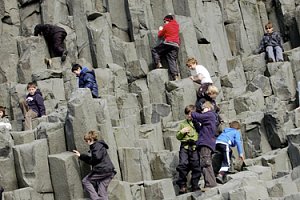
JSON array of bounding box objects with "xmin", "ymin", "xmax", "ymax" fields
[{"xmin": 93, "ymin": 140, "xmax": 109, "ymax": 149}]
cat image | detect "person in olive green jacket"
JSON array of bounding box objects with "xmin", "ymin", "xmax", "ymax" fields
[{"xmin": 176, "ymin": 105, "xmax": 201, "ymax": 194}]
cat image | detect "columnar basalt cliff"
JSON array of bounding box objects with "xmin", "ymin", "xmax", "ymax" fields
[{"xmin": 0, "ymin": 0, "xmax": 300, "ymax": 199}]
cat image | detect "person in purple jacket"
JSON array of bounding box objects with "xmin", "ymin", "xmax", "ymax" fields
[
  {"xmin": 191, "ymin": 101, "xmax": 217, "ymax": 191},
  {"xmin": 19, "ymin": 82, "xmax": 46, "ymax": 130},
  {"xmin": 215, "ymin": 121, "xmax": 244, "ymax": 184}
]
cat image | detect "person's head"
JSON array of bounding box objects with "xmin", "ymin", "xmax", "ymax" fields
[
  {"xmin": 265, "ymin": 22, "xmax": 273, "ymax": 34},
  {"xmin": 186, "ymin": 57, "xmax": 198, "ymax": 69},
  {"xmin": 201, "ymin": 101, "xmax": 214, "ymax": 113},
  {"xmin": 229, "ymin": 121, "xmax": 241, "ymax": 130},
  {"xmin": 27, "ymin": 82, "xmax": 37, "ymax": 95},
  {"xmin": 0, "ymin": 106, "xmax": 6, "ymax": 118},
  {"xmin": 184, "ymin": 105, "xmax": 196, "ymax": 120},
  {"xmin": 207, "ymin": 85, "xmax": 219, "ymax": 100},
  {"xmin": 163, "ymin": 14, "xmax": 174, "ymax": 24},
  {"xmin": 71, "ymin": 64, "xmax": 82, "ymax": 76},
  {"xmin": 34, "ymin": 24, "xmax": 43, "ymax": 35},
  {"xmin": 84, "ymin": 130, "xmax": 99, "ymax": 145}
]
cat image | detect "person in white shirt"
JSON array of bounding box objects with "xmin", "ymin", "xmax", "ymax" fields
[
  {"xmin": 186, "ymin": 57, "xmax": 213, "ymax": 84},
  {"xmin": 0, "ymin": 106, "xmax": 11, "ymax": 130},
  {"xmin": 186, "ymin": 57, "xmax": 215, "ymax": 112}
]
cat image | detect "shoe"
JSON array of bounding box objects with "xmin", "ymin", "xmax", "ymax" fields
[
  {"xmin": 201, "ymin": 187, "xmax": 211, "ymax": 192},
  {"xmin": 178, "ymin": 186, "xmax": 187, "ymax": 194},
  {"xmin": 268, "ymin": 58, "xmax": 274, "ymax": 63},
  {"xmin": 61, "ymin": 50, "xmax": 68, "ymax": 62},
  {"xmin": 156, "ymin": 62, "xmax": 163, "ymax": 68},
  {"xmin": 173, "ymin": 75, "xmax": 180, "ymax": 81},
  {"xmin": 191, "ymin": 186, "xmax": 200, "ymax": 192},
  {"xmin": 216, "ymin": 173, "xmax": 224, "ymax": 184},
  {"xmin": 44, "ymin": 58, "xmax": 52, "ymax": 67},
  {"xmin": 278, "ymin": 59, "xmax": 284, "ymax": 62}
]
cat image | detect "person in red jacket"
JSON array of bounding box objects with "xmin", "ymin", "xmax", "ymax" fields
[{"xmin": 151, "ymin": 14, "xmax": 180, "ymax": 81}]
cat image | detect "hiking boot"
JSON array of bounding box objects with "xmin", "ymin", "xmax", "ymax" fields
[
  {"xmin": 178, "ymin": 186, "xmax": 187, "ymax": 194},
  {"xmin": 216, "ymin": 173, "xmax": 224, "ymax": 184},
  {"xmin": 201, "ymin": 187, "xmax": 211, "ymax": 192},
  {"xmin": 61, "ymin": 50, "xmax": 68, "ymax": 62},
  {"xmin": 44, "ymin": 58, "xmax": 52, "ymax": 67},
  {"xmin": 173, "ymin": 75, "xmax": 180, "ymax": 81},
  {"xmin": 191, "ymin": 186, "xmax": 200, "ymax": 192},
  {"xmin": 156, "ymin": 62, "xmax": 163, "ymax": 69}
]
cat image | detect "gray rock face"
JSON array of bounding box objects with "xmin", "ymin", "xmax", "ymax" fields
[
  {"xmin": 13, "ymin": 139, "xmax": 53, "ymax": 192},
  {"xmin": 48, "ymin": 152, "xmax": 84, "ymax": 200},
  {"xmin": 0, "ymin": 0, "xmax": 300, "ymax": 199}
]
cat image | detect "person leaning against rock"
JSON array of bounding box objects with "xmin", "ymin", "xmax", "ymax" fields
[
  {"xmin": 71, "ymin": 63, "xmax": 99, "ymax": 98},
  {"xmin": 19, "ymin": 82, "xmax": 46, "ymax": 131},
  {"xmin": 34, "ymin": 24, "xmax": 68, "ymax": 63},
  {"xmin": 73, "ymin": 130, "xmax": 116, "ymax": 200},
  {"xmin": 151, "ymin": 14, "xmax": 180, "ymax": 81},
  {"xmin": 215, "ymin": 121, "xmax": 244, "ymax": 184},
  {"xmin": 186, "ymin": 57, "xmax": 214, "ymax": 110}
]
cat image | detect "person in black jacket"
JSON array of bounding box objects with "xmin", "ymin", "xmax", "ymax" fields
[
  {"xmin": 73, "ymin": 130, "xmax": 116, "ymax": 200},
  {"xmin": 34, "ymin": 24, "xmax": 68, "ymax": 62},
  {"xmin": 0, "ymin": 186, "xmax": 4, "ymax": 200},
  {"xmin": 19, "ymin": 82, "xmax": 46, "ymax": 130}
]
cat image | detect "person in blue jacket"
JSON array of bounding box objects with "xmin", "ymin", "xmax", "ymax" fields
[
  {"xmin": 71, "ymin": 64, "xmax": 99, "ymax": 98},
  {"xmin": 215, "ymin": 121, "xmax": 244, "ymax": 184},
  {"xmin": 191, "ymin": 101, "xmax": 217, "ymax": 191}
]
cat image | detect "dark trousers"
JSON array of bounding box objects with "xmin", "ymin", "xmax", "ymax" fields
[
  {"xmin": 49, "ymin": 31, "xmax": 67, "ymax": 57},
  {"xmin": 0, "ymin": 186, "xmax": 3, "ymax": 200},
  {"xmin": 82, "ymin": 171, "xmax": 115, "ymax": 200},
  {"xmin": 216, "ymin": 143, "xmax": 232, "ymax": 172},
  {"xmin": 199, "ymin": 146, "xmax": 217, "ymax": 188},
  {"xmin": 176, "ymin": 146, "xmax": 201, "ymax": 189},
  {"xmin": 151, "ymin": 43, "xmax": 179, "ymax": 77}
]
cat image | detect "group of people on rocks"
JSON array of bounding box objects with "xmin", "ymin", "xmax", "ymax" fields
[
  {"xmin": 152, "ymin": 15, "xmax": 284, "ymax": 81},
  {"xmin": 173, "ymin": 56, "xmax": 244, "ymax": 194},
  {"xmin": 0, "ymin": 15, "xmax": 285, "ymax": 200}
]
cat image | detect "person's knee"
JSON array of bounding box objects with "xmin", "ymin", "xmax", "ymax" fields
[
  {"xmin": 200, "ymin": 157, "xmax": 212, "ymax": 168},
  {"xmin": 82, "ymin": 177, "xmax": 89, "ymax": 185}
]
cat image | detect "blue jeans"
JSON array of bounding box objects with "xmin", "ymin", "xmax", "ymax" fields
[{"xmin": 266, "ymin": 46, "xmax": 283, "ymax": 62}]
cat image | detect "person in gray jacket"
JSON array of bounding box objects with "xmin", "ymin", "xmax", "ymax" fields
[{"xmin": 255, "ymin": 21, "xmax": 284, "ymax": 62}]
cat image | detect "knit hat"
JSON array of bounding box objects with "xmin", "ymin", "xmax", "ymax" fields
[{"xmin": 163, "ymin": 15, "xmax": 174, "ymax": 22}]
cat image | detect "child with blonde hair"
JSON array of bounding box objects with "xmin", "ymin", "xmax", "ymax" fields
[{"xmin": 191, "ymin": 101, "xmax": 217, "ymax": 191}]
